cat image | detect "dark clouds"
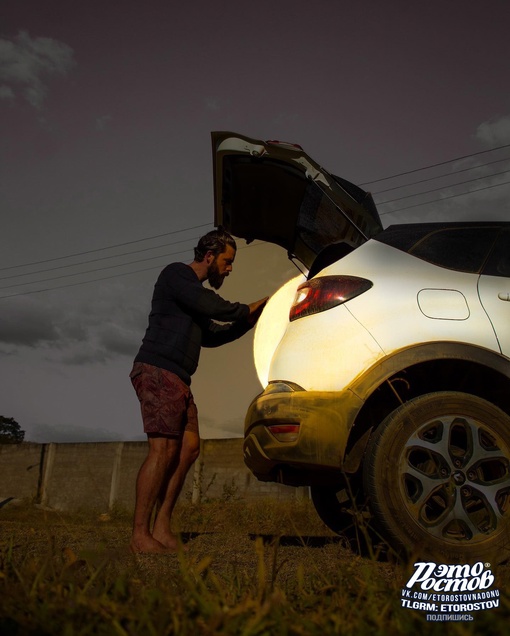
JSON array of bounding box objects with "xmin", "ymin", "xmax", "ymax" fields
[
  {"xmin": 0, "ymin": 285, "xmax": 146, "ymax": 364},
  {"xmin": 0, "ymin": 30, "xmax": 75, "ymax": 109},
  {"xmin": 476, "ymin": 115, "xmax": 510, "ymax": 146},
  {"xmin": 0, "ymin": 297, "xmax": 59, "ymax": 346}
]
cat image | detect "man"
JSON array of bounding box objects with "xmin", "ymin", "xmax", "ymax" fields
[{"xmin": 129, "ymin": 227, "xmax": 267, "ymax": 553}]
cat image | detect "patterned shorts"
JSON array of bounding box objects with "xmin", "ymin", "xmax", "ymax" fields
[{"xmin": 130, "ymin": 362, "xmax": 199, "ymax": 437}]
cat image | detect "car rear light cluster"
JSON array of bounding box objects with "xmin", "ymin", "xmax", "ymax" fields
[
  {"xmin": 267, "ymin": 424, "xmax": 300, "ymax": 442},
  {"xmin": 289, "ymin": 275, "xmax": 372, "ymax": 322}
]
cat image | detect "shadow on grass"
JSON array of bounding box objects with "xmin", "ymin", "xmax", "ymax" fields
[
  {"xmin": 178, "ymin": 527, "xmax": 393, "ymax": 561},
  {"xmin": 178, "ymin": 531, "xmax": 342, "ymax": 548},
  {"xmin": 248, "ymin": 533, "xmax": 342, "ymax": 548}
]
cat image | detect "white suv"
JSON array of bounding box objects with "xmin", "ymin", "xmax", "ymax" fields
[{"xmin": 212, "ymin": 131, "xmax": 510, "ymax": 563}]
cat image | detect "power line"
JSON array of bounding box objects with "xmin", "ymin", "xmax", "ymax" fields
[
  {"xmin": 0, "ymin": 262, "xmax": 179, "ymax": 300},
  {"xmin": 0, "ymin": 248, "xmax": 197, "ymax": 290},
  {"xmin": 0, "ymin": 240, "xmax": 266, "ymax": 300},
  {"xmin": 372, "ymin": 156, "xmax": 510, "ymax": 195},
  {"xmin": 377, "ymin": 168, "xmax": 510, "ymax": 206},
  {"xmin": 378, "ymin": 179, "xmax": 510, "ymax": 216},
  {"xmin": 7, "ymin": 145, "xmax": 508, "ymax": 273},
  {"xmin": 0, "ymin": 235, "xmax": 202, "ymax": 282},
  {"xmin": 359, "ymin": 143, "xmax": 510, "ymax": 186},
  {"xmin": 0, "ymin": 222, "xmax": 211, "ymax": 272},
  {"xmin": 4, "ymin": 143, "xmax": 510, "ymax": 293}
]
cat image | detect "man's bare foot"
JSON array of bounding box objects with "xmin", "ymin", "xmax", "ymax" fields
[
  {"xmin": 129, "ymin": 535, "xmax": 175, "ymax": 554},
  {"xmin": 152, "ymin": 530, "xmax": 188, "ymax": 551}
]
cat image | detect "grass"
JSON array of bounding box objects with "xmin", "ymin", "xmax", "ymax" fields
[{"xmin": 1, "ymin": 501, "xmax": 509, "ymax": 635}]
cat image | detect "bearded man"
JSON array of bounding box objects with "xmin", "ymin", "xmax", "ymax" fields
[{"xmin": 129, "ymin": 227, "xmax": 267, "ymax": 553}]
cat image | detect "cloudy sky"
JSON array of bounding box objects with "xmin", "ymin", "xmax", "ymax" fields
[{"xmin": 1, "ymin": 0, "xmax": 510, "ymax": 443}]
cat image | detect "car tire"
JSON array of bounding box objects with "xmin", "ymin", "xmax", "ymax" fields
[
  {"xmin": 310, "ymin": 477, "xmax": 376, "ymax": 553},
  {"xmin": 311, "ymin": 483, "xmax": 359, "ymax": 535},
  {"xmin": 363, "ymin": 391, "xmax": 510, "ymax": 563}
]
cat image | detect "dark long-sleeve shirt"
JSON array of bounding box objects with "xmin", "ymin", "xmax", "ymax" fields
[{"xmin": 134, "ymin": 262, "xmax": 250, "ymax": 384}]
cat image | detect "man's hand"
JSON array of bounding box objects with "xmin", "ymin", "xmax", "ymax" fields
[{"xmin": 246, "ymin": 296, "xmax": 269, "ymax": 326}]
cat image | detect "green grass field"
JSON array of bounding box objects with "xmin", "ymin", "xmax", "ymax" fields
[{"xmin": 1, "ymin": 501, "xmax": 508, "ymax": 635}]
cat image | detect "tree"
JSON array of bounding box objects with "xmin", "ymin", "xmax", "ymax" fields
[{"xmin": 0, "ymin": 416, "xmax": 25, "ymax": 444}]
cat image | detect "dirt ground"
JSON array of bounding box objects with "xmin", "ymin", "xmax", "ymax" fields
[
  {"xmin": 0, "ymin": 500, "xmax": 396, "ymax": 592},
  {"xmin": 3, "ymin": 501, "xmax": 510, "ymax": 636}
]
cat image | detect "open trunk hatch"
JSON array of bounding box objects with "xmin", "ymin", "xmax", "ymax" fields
[{"xmin": 212, "ymin": 131, "xmax": 382, "ymax": 270}]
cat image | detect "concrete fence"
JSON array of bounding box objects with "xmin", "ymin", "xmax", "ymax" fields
[{"xmin": 0, "ymin": 440, "xmax": 308, "ymax": 512}]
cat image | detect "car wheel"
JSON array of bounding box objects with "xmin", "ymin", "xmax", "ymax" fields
[
  {"xmin": 310, "ymin": 476, "xmax": 375, "ymax": 553},
  {"xmin": 311, "ymin": 484, "xmax": 358, "ymax": 534},
  {"xmin": 363, "ymin": 391, "xmax": 510, "ymax": 563}
]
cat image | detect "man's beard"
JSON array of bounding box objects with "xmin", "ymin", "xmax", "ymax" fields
[{"xmin": 207, "ymin": 260, "xmax": 225, "ymax": 289}]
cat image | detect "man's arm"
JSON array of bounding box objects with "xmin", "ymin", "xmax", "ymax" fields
[
  {"xmin": 201, "ymin": 296, "xmax": 269, "ymax": 348},
  {"xmin": 246, "ymin": 297, "xmax": 268, "ymax": 326},
  {"xmin": 164, "ymin": 264, "xmax": 250, "ymax": 322}
]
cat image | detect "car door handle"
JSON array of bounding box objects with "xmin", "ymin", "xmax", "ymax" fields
[{"xmin": 498, "ymin": 292, "xmax": 510, "ymax": 301}]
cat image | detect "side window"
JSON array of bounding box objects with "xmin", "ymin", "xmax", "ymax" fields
[
  {"xmin": 482, "ymin": 230, "xmax": 510, "ymax": 278},
  {"xmin": 409, "ymin": 228, "xmax": 500, "ymax": 273}
]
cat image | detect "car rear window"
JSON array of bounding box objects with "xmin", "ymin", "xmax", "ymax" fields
[
  {"xmin": 482, "ymin": 230, "xmax": 510, "ymax": 278},
  {"xmin": 375, "ymin": 224, "xmax": 503, "ymax": 273}
]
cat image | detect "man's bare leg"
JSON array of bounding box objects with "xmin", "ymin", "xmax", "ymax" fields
[
  {"xmin": 130, "ymin": 435, "xmax": 181, "ymax": 553},
  {"xmin": 152, "ymin": 430, "xmax": 200, "ymax": 549}
]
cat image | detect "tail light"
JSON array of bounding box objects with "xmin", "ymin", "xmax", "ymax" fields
[
  {"xmin": 289, "ymin": 275, "xmax": 372, "ymax": 322},
  {"xmin": 267, "ymin": 424, "xmax": 300, "ymax": 442}
]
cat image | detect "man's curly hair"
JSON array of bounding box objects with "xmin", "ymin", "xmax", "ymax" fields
[{"xmin": 194, "ymin": 226, "xmax": 237, "ymax": 262}]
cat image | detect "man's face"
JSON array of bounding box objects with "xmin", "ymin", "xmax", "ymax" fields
[{"xmin": 207, "ymin": 245, "xmax": 236, "ymax": 290}]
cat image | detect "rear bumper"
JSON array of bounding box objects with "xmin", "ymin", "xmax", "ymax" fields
[{"xmin": 243, "ymin": 383, "xmax": 364, "ymax": 485}]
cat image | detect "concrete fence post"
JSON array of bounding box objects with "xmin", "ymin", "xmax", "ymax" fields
[
  {"xmin": 109, "ymin": 442, "xmax": 124, "ymax": 510},
  {"xmin": 40, "ymin": 443, "xmax": 56, "ymax": 507}
]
